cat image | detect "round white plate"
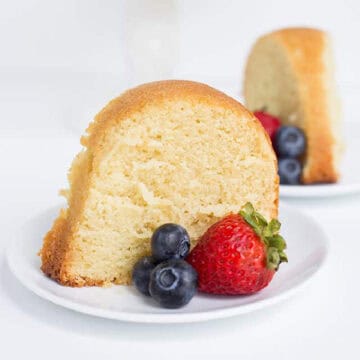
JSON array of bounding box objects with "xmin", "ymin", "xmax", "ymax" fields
[
  {"xmin": 280, "ymin": 122, "xmax": 360, "ymax": 198},
  {"xmin": 7, "ymin": 203, "xmax": 328, "ymax": 324}
]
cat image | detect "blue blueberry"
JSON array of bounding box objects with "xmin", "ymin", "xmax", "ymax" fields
[
  {"xmin": 149, "ymin": 259, "xmax": 198, "ymax": 309},
  {"xmin": 274, "ymin": 126, "xmax": 306, "ymax": 158},
  {"xmin": 132, "ymin": 256, "xmax": 158, "ymax": 296},
  {"xmin": 151, "ymin": 223, "xmax": 190, "ymax": 262},
  {"xmin": 278, "ymin": 158, "xmax": 302, "ymax": 185}
]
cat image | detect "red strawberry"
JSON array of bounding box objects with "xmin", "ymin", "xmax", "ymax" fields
[
  {"xmin": 187, "ymin": 203, "xmax": 287, "ymax": 295},
  {"xmin": 254, "ymin": 111, "xmax": 281, "ymax": 141}
]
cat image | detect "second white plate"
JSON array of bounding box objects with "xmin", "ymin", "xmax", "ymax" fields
[{"xmin": 7, "ymin": 203, "xmax": 328, "ymax": 324}]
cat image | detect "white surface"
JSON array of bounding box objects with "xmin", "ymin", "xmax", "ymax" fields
[
  {"xmin": 2, "ymin": 135, "xmax": 360, "ymax": 359},
  {"xmin": 1, "ymin": 0, "xmax": 360, "ymax": 86},
  {"xmin": 1, "ymin": 0, "xmax": 360, "ymax": 359},
  {"xmin": 123, "ymin": 0, "xmax": 180, "ymax": 85},
  {"xmin": 7, "ymin": 204, "xmax": 328, "ymax": 324},
  {"xmin": 280, "ymin": 182, "xmax": 360, "ymax": 198},
  {"xmin": 1, "ymin": 110, "xmax": 360, "ymax": 358}
]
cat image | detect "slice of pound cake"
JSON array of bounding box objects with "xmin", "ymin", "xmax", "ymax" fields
[
  {"xmin": 244, "ymin": 28, "xmax": 342, "ymax": 184},
  {"xmin": 40, "ymin": 80, "xmax": 279, "ymax": 287}
]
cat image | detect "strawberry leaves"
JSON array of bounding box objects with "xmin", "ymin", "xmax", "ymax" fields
[{"xmin": 240, "ymin": 202, "xmax": 288, "ymax": 271}]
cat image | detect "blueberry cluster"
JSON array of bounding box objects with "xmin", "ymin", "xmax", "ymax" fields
[
  {"xmin": 132, "ymin": 224, "xmax": 198, "ymax": 309},
  {"xmin": 273, "ymin": 126, "xmax": 306, "ymax": 185}
]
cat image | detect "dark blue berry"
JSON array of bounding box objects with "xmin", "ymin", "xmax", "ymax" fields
[
  {"xmin": 132, "ymin": 256, "xmax": 158, "ymax": 296},
  {"xmin": 274, "ymin": 126, "xmax": 306, "ymax": 158},
  {"xmin": 149, "ymin": 259, "xmax": 198, "ymax": 309},
  {"xmin": 278, "ymin": 158, "xmax": 302, "ymax": 185},
  {"xmin": 151, "ymin": 223, "xmax": 190, "ymax": 262}
]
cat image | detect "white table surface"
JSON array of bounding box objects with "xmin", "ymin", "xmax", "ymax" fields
[{"xmin": 1, "ymin": 71, "xmax": 360, "ymax": 360}]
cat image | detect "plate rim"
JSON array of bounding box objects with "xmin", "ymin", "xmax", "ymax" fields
[
  {"xmin": 6, "ymin": 203, "xmax": 329, "ymax": 324},
  {"xmin": 280, "ymin": 182, "xmax": 360, "ymax": 198}
]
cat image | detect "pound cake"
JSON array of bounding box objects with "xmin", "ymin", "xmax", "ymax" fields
[
  {"xmin": 40, "ymin": 80, "xmax": 279, "ymax": 287},
  {"xmin": 244, "ymin": 28, "xmax": 342, "ymax": 184}
]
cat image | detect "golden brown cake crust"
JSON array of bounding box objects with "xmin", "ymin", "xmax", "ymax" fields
[
  {"xmin": 272, "ymin": 28, "xmax": 338, "ymax": 183},
  {"xmin": 83, "ymin": 80, "xmax": 272, "ymax": 148},
  {"xmin": 246, "ymin": 28, "xmax": 339, "ymax": 184},
  {"xmin": 41, "ymin": 214, "xmax": 105, "ymax": 287},
  {"xmin": 40, "ymin": 80, "xmax": 279, "ymax": 287}
]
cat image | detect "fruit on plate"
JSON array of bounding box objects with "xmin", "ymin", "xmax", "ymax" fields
[
  {"xmin": 151, "ymin": 223, "xmax": 190, "ymax": 262},
  {"xmin": 149, "ymin": 259, "xmax": 197, "ymax": 309},
  {"xmin": 251, "ymin": 117, "xmax": 307, "ymax": 185},
  {"xmin": 252, "ymin": 109, "xmax": 307, "ymax": 185},
  {"xmin": 278, "ymin": 158, "xmax": 302, "ymax": 185},
  {"xmin": 274, "ymin": 126, "xmax": 306, "ymax": 158},
  {"xmin": 187, "ymin": 203, "xmax": 287, "ymax": 295},
  {"xmin": 273, "ymin": 125, "xmax": 306, "ymax": 185},
  {"xmin": 134, "ymin": 203, "xmax": 287, "ymax": 305},
  {"xmin": 132, "ymin": 256, "xmax": 158, "ymax": 296},
  {"xmin": 133, "ymin": 223, "xmax": 198, "ymax": 308},
  {"xmin": 253, "ymin": 111, "xmax": 281, "ymax": 141}
]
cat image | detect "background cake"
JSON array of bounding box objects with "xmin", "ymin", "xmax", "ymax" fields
[
  {"xmin": 40, "ymin": 80, "xmax": 278, "ymax": 287},
  {"xmin": 244, "ymin": 27, "xmax": 342, "ymax": 184}
]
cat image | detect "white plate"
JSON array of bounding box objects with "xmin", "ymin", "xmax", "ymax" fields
[
  {"xmin": 280, "ymin": 122, "xmax": 360, "ymax": 198},
  {"xmin": 7, "ymin": 203, "xmax": 328, "ymax": 324}
]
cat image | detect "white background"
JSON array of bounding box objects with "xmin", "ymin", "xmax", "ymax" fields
[{"xmin": 1, "ymin": 1, "xmax": 360, "ymax": 359}]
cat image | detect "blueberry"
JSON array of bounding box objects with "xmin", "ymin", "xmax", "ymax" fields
[
  {"xmin": 149, "ymin": 259, "xmax": 198, "ymax": 309},
  {"xmin": 132, "ymin": 256, "xmax": 158, "ymax": 296},
  {"xmin": 278, "ymin": 158, "xmax": 302, "ymax": 185},
  {"xmin": 151, "ymin": 223, "xmax": 190, "ymax": 262},
  {"xmin": 274, "ymin": 126, "xmax": 306, "ymax": 158}
]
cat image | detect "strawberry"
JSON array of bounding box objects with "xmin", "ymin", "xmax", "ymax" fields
[
  {"xmin": 254, "ymin": 111, "xmax": 281, "ymax": 141},
  {"xmin": 187, "ymin": 203, "xmax": 287, "ymax": 295}
]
